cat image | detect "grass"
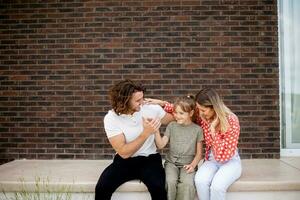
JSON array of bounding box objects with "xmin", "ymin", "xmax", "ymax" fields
[{"xmin": 1, "ymin": 177, "xmax": 74, "ymax": 200}]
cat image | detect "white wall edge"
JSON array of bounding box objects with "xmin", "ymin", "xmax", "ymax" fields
[{"xmin": 281, "ymin": 149, "xmax": 300, "ymax": 157}]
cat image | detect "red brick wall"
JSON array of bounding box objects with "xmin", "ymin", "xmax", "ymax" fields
[{"xmin": 0, "ymin": 0, "xmax": 279, "ymax": 164}]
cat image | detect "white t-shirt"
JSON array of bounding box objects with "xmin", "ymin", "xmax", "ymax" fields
[{"xmin": 104, "ymin": 104, "xmax": 166, "ymax": 157}]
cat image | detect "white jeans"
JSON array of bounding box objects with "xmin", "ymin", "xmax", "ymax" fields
[{"xmin": 194, "ymin": 150, "xmax": 242, "ymax": 200}]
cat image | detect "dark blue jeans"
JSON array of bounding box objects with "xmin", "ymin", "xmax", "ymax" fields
[{"xmin": 95, "ymin": 153, "xmax": 167, "ymax": 200}]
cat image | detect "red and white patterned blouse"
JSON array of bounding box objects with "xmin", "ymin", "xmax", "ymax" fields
[{"xmin": 164, "ymin": 102, "xmax": 240, "ymax": 163}]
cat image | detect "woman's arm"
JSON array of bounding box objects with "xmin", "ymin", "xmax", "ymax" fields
[
  {"xmin": 145, "ymin": 98, "xmax": 175, "ymax": 124},
  {"xmin": 161, "ymin": 113, "xmax": 175, "ymax": 125},
  {"xmin": 144, "ymin": 98, "xmax": 168, "ymax": 107},
  {"xmin": 145, "ymin": 98, "xmax": 174, "ymax": 113}
]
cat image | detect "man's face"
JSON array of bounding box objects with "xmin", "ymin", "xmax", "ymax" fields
[{"xmin": 128, "ymin": 91, "xmax": 144, "ymax": 114}]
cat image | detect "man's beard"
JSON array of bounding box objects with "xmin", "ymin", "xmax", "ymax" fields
[{"xmin": 128, "ymin": 105, "xmax": 141, "ymax": 114}]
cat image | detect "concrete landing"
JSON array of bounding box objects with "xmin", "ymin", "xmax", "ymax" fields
[{"xmin": 0, "ymin": 158, "xmax": 300, "ymax": 200}]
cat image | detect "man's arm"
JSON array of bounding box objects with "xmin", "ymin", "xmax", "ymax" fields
[
  {"xmin": 108, "ymin": 118, "xmax": 161, "ymax": 159},
  {"xmin": 108, "ymin": 132, "xmax": 148, "ymax": 159}
]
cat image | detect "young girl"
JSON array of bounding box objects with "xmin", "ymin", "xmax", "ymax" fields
[
  {"xmin": 147, "ymin": 88, "xmax": 242, "ymax": 200},
  {"xmin": 154, "ymin": 96, "xmax": 203, "ymax": 200}
]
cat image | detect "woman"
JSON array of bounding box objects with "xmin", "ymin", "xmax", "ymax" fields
[{"xmin": 146, "ymin": 88, "xmax": 242, "ymax": 200}]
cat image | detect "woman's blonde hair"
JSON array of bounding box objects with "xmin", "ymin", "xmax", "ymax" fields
[{"xmin": 195, "ymin": 88, "xmax": 233, "ymax": 133}]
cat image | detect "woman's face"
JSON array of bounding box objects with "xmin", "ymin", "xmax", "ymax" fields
[{"xmin": 196, "ymin": 103, "xmax": 215, "ymax": 121}]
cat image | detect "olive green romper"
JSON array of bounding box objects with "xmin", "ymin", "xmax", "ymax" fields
[{"xmin": 164, "ymin": 121, "xmax": 203, "ymax": 200}]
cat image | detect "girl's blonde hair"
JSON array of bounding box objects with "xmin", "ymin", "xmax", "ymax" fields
[
  {"xmin": 174, "ymin": 95, "xmax": 196, "ymax": 121},
  {"xmin": 195, "ymin": 88, "xmax": 233, "ymax": 133}
]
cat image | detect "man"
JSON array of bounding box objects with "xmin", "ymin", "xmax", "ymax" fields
[{"xmin": 95, "ymin": 79, "xmax": 173, "ymax": 200}]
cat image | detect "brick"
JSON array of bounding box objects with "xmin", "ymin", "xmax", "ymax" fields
[{"xmin": 0, "ymin": 0, "xmax": 279, "ymax": 164}]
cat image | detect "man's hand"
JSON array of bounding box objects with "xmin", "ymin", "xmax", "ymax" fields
[{"xmin": 142, "ymin": 117, "xmax": 161, "ymax": 137}]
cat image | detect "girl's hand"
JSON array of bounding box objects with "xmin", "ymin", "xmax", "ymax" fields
[
  {"xmin": 183, "ymin": 164, "xmax": 195, "ymax": 173},
  {"xmin": 144, "ymin": 98, "xmax": 168, "ymax": 107}
]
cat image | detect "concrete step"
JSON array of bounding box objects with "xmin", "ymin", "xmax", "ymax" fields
[{"xmin": 0, "ymin": 158, "xmax": 300, "ymax": 200}]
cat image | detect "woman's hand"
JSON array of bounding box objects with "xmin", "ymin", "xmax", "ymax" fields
[
  {"xmin": 199, "ymin": 112, "xmax": 207, "ymax": 123},
  {"xmin": 144, "ymin": 98, "xmax": 168, "ymax": 107}
]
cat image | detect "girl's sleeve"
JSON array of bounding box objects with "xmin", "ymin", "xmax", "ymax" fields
[
  {"xmin": 197, "ymin": 127, "xmax": 204, "ymax": 142},
  {"xmin": 211, "ymin": 115, "xmax": 240, "ymax": 163},
  {"xmin": 164, "ymin": 102, "xmax": 174, "ymax": 113},
  {"xmin": 164, "ymin": 122, "xmax": 173, "ymax": 138}
]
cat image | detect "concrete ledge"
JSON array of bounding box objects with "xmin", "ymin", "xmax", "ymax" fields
[{"xmin": 0, "ymin": 158, "xmax": 300, "ymax": 197}]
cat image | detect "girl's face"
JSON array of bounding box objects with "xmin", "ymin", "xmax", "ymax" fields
[
  {"xmin": 196, "ymin": 103, "xmax": 215, "ymax": 121},
  {"xmin": 173, "ymin": 105, "xmax": 193, "ymax": 125}
]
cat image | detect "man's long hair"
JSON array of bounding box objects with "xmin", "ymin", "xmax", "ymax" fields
[{"xmin": 108, "ymin": 79, "xmax": 145, "ymax": 115}]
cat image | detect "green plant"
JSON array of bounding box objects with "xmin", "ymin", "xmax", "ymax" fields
[{"xmin": 1, "ymin": 177, "xmax": 73, "ymax": 200}]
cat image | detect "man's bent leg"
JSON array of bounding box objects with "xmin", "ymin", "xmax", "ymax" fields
[
  {"xmin": 139, "ymin": 153, "xmax": 167, "ymax": 200},
  {"xmin": 95, "ymin": 155, "xmax": 135, "ymax": 200}
]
